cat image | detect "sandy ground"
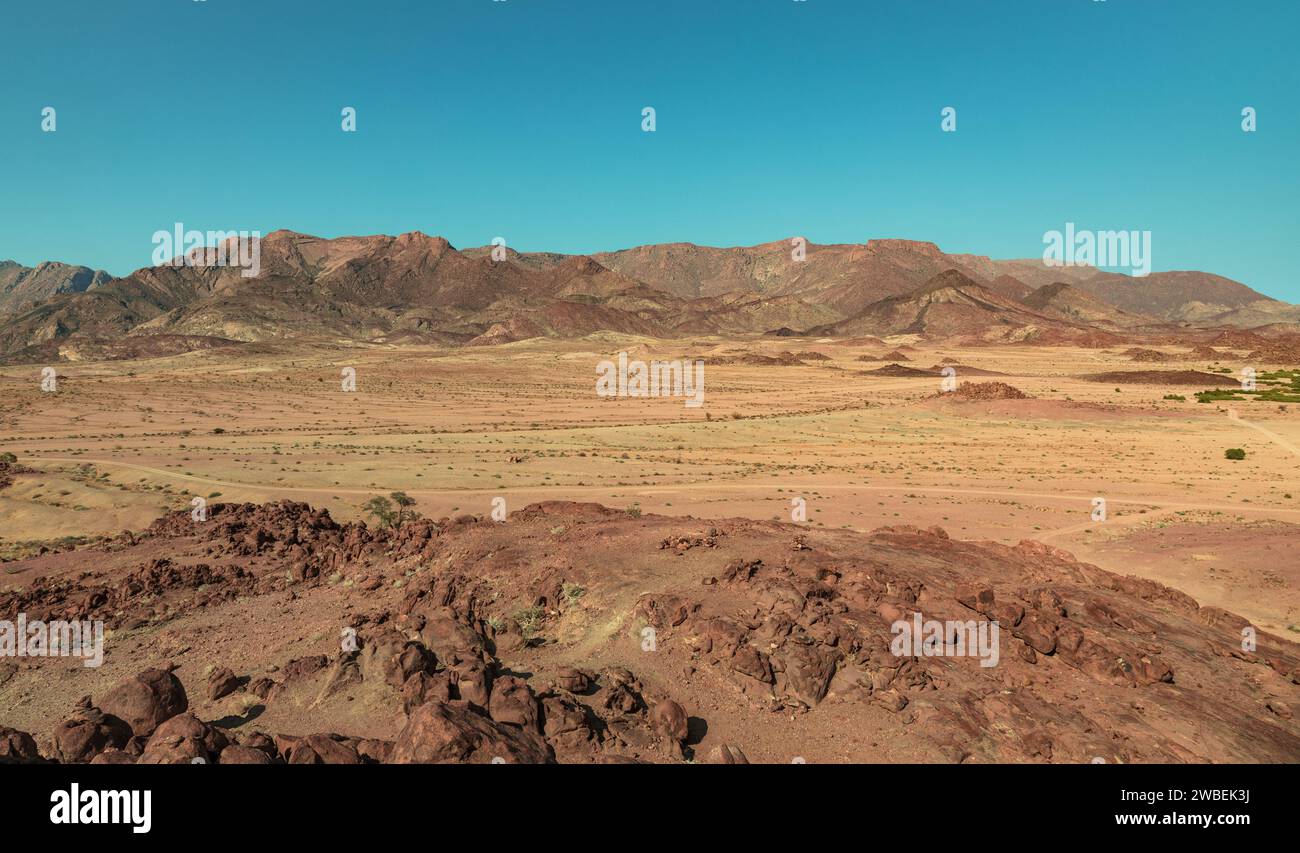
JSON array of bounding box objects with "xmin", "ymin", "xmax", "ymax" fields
[{"xmin": 3, "ymin": 335, "xmax": 1297, "ymax": 637}]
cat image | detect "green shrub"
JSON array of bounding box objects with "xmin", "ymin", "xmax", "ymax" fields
[
  {"xmin": 514, "ymin": 605, "xmax": 545, "ymax": 639},
  {"xmin": 1224, "ymin": 448, "xmax": 1246, "ymax": 460},
  {"xmin": 562, "ymin": 582, "xmax": 586, "ymax": 604},
  {"xmin": 362, "ymin": 496, "xmax": 396, "ymax": 527}
]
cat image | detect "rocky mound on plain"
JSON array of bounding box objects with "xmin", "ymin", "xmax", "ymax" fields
[
  {"xmin": 945, "ymin": 381, "xmax": 1031, "ymax": 400},
  {"xmin": 1081, "ymin": 370, "xmax": 1236, "ymax": 387}
]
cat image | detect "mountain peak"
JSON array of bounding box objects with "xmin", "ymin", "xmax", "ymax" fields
[
  {"xmin": 864, "ymin": 238, "xmax": 944, "ymax": 256},
  {"xmin": 916, "ymin": 268, "xmax": 983, "ymax": 294}
]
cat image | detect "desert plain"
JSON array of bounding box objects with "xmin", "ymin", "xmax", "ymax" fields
[{"xmin": 1, "ymin": 334, "xmax": 1298, "ymax": 764}]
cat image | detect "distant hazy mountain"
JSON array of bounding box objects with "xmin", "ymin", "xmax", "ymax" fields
[
  {"xmin": 1068, "ymin": 269, "xmax": 1273, "ymax": 319},
  {"xmin": 1020, "ymin": 282, "xmax": 1156, "ymax": 329}
]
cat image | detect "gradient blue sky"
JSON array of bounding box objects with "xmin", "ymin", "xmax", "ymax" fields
[{"xmin": 2, "ymin": 0, "xmax": 1297, "ymax": 300}]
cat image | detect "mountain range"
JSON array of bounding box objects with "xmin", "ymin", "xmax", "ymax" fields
[{"xmin": 1, "ymin": 230, "xmax": 1296, "ymax": 362}]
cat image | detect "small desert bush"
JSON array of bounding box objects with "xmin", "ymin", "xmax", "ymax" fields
[
  {"xmin": 562, "ymin": 582, "xmax": 586, "ymax": 604},
  {"xmin": 514, "ymin": 605, "xmax": 545, "ymax": 639}
]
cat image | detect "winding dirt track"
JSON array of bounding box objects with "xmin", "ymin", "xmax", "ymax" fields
[{"xmin": 1228, "ymin": 408, "xmax": 1300, "ymax": 458}]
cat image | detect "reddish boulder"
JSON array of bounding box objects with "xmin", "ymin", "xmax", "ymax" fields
[
  {"xmin": 219, "ymin": 744, "xmax": 275, "ymax": 764},
  {"xmin": 286, "ymin": 733, "xmax": 363, "ymax": 764},
  {"xmin": 651, "ymin": 700, "xmax": 689, "ymax": 742},
  {"xmin": 52, "ymin": 700, "xmax": 132, "ymax": 763},
  {"xmin": 138, "ymin": 713, "xmax": 228, "ymax": 764},
  {"xmin": 388, "ymin": 701, "xmax": 553, "ymax": 764},
  {"xmin": 541, "ymin": 695, "xmax": 596, "ymax": 748},
  {"xmin": 236, "ymin": 731, "xmax": 279, "ymax": 760},
  {"xmin": 450, "ymin": 659, "xmax": 493, "ymax": 708},
  {"xmin": 356, "ymin": 738, "xmax": 394, "ymax": 763},
  {"xmin": 0, "ymin": 725, "xmax": 41, "ymax": 764},
  {"xmin": 402, "ymin": 670, "xmax": 453, "ymax": 714},
  {"xmin": 555, "ymin": 666, "xmax": 592, "ymax": 694},
  {"xmin": 704, "ymin": 744, "xmax": 750, "ymax": 764},
  {"xmin": 488, "ymin": 675, "xmax": 540, "ymax": 731},
  {"xmin": 99, "ymin": 665, "xmax": 188, "ymax": 737},
  {"xmin": 206, "ymin": 667, "xmax": 242, "ymax": 701}
]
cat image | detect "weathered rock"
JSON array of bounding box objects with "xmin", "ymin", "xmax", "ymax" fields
[
  {"xmin": 775, "ymin": 643, "xmax": 838, "ymax": 706},
  {"xmin": 236, "ymin": 731, "xmax": 279, "ymax": 759},
  {"xmin": 402, "ymin": 670, "xmax": 453, "ymax": 714},
  {"xmin": 138, "ymin": 713, "xmax": 228, "ymax": 764},
  {"xmin": 218, "ymin": 744, "xmax": 275, "ymax": 764},
  {"xmin": 603, "ymin": 683, "xmax": 643, "ymax": 715},
  {"xmin": 0, "ymin": 725, "xmax": 42, "ymax": 764},
  {"xmin": 488, "ymin": 675, "xmax": 540, "ymax": 732},
  {"xmin": 52, "ymin": 700, "xmax": 132, "ymax": 763},
  {"xmin": 388, "ymin": 701, "xmax": 553, "ymax": 764},
  {"xmin": 286, "ymin": 733, "xmax": 363, "ymax": 764},
  {"xmin": 206, "ymin": 667, "xmax": 242, "ymax": 701},
  {"xmin": 449, "ymin": 659, "xmax": 493, "ymax": 708},
  {"xmin": 731, "ymin": 645, "xmax": 775, "ymax": 684},
  {"xmin": 555, "ymin": 666, "xmax": 592, "ymax": 694},
  {"xmin": 99, "ymin": 666, "xmax": 188, "ymax": 737},
  {"xmin": 541, "ymin": 694, "xmax": 596, "ymax": 748},
  {"xmin": 356, "ymin": 738, "xmax": 394, "ymax": 763},
  {"xmin": 650, "ymin": 700, "xmax": 689, "ymax": 742},
  {"xmin": 704, "ymin": 744, "xmax": 750, "ymax": 764},
  {"xmin": 1012, "ymin": 615, "xmax": 1058, "ymax": 656}
]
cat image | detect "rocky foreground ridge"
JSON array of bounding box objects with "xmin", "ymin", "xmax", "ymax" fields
[{"xmin": 1, "ymin": 500, "xmax": 1297, "ymax": 763}]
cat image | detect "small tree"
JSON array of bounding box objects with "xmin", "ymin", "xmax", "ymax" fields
[
  {"xmin": 1225, "ymin": 448, "xmax": 1246, "ymax": 460},
  {"xmin": 363, "ymin": 495, "xmax": 396, "ymax": 528},
  {"xmin": 390, "ymin": 491, "xmax": 418, "ymax": 527},
  {"xmin": 0, "ymin": 452, "xmax": 16, "ymax": 464}
]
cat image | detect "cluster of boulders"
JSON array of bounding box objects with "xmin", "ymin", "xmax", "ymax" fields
[
  {"xmin": 139, "ymin": 500, "xmax": 516, "ymax": 580},
  {"xmin": 382, "ymin": 582, "xmax": 702, "ymax": 761},
  {"xmin": 640, "ymin": 557, "xmax": 843, "ymax": 711},
  {"xmin": 0, "ymin": 557, "xmax": 256, "ymax": 629},
  {"xmin": 1, "ymin": 575, "xmax": 711, "ymax": 763},
  {"xmin": 626, "ymin": 523, "xmax": 1300, "ymax": 762},
  {"xmin": 0, "ymin": 657, "xmax": 699, "ymax": 765},
  {"xmin": 143, "ymin": 501, "xmax": 367, "ymax": 582},
  {"xmin": 954, "ymin": 580, "xmax": 1173, "ymax": 684},
  {"xmin": 4, "ymin": 498, "xmax": 1297, "ymax": 764},
  {"xmin": 2, "ymin": 501, "xmax": 480, "ymax": 631},
  {"xmin": 659, "ymin": 529, "xmax": 722, "ymax": 553}
]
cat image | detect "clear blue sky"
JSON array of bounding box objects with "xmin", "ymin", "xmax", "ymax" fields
[{"xmin": 2, "ymin": 0, "xmax": 1297, "ymax": 300}]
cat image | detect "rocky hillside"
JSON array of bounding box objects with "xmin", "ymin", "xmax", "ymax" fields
[{"xmin": 0, "ymin": 499, "xmax": 1296, "ymax": 764}]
